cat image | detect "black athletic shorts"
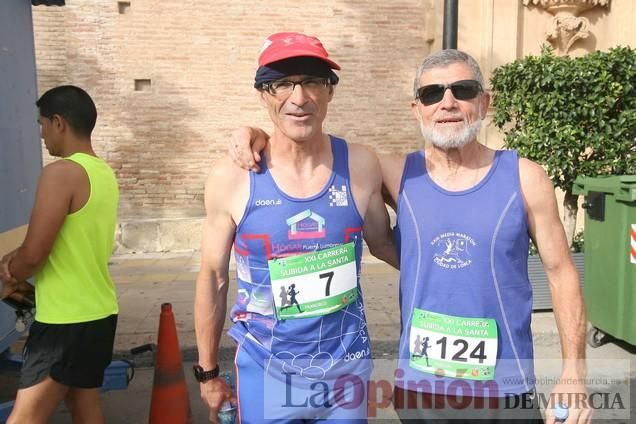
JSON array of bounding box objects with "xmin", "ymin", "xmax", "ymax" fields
[{"xmin": 19, "ymin": 314, "xmax": 118, "ymax": 389}]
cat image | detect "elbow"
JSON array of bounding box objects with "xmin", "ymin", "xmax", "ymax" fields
[
  {"xmin": 15, "ymin": 247, "xmax": 48, "ymax": 274},
  {"xmin": 367, "ymin": 241, "xmax": 382, "ymax": 260},
  {"xmin": 23, "ymin": 251, "xmax": 46, "ymax": 268},
  {"xmin": 213, "ymin": 272, "xmax": 231, "ymax": 296},
  {"xmin": 368, "ymin": 242, "xmax": 397, "ymax": 267}
]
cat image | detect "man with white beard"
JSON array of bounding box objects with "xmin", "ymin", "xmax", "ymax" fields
[
  {"xmin": 379, "ymin": 49, "xmax": 590, "ymax": 424},
  {"xmin": 230, "ymin": 49, "xmax": 590, "ymax": 424}
]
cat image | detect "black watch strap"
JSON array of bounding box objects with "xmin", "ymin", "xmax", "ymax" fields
[{"xmin": 193, "ymin": 364, "xmax": 220, "ymax": 382}]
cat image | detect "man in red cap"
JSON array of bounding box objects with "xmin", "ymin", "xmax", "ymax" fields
[
  {"xmin": 194, "ymin": 32, "xmax": 397, "ymax": 423},
  {"xmin": 229, "ymin": 48, "xmax": 590, "ymax": 424}
]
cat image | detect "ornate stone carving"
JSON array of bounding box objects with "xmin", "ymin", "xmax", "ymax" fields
[
  {"xmin": 523, "ymin": 0, "xmax": 611, "ymax": 55},
  {"xmin": 547, "ymin": 13, "xmax": 590, "ymax": 53}
]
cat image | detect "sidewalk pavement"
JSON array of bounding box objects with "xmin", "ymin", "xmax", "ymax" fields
[
  {"xmin": 107, "ymin": 251, "xmax": 571, "ymax": 359},
  {"xmin": 47, "ymin": 251, "xmax": 635, "ymax": 423},
  {"xmin": 109, "ymin": 251, "xmax": 405, "ymax": 362}
]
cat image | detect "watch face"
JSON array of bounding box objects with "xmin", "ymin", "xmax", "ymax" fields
[{"xmin": 193, "ymin": 364, "xmax": 204, "ymax": 381}]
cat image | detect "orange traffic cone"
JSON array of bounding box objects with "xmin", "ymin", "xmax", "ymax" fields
[{"xmin": 149, "ymin": 303, "xmax": 193, "ymax": 424}]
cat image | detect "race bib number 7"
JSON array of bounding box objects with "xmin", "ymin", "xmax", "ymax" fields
[
  {"xmin": 409, "ymin": 308, "xmax": 498, "ymax": 380},
  {"xmin": 268, "ymin": 242, "xmax": 358, "ymax": 320}
]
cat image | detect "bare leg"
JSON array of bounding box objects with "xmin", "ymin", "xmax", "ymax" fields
[
  {"xmin": 64, "ymin": 388, "xmax": 105, "ymax": 424},
  {"xmin": 7, "ymin": 377, "xmax": 68, "ymax": 424}
]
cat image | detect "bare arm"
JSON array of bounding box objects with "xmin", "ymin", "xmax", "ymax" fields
[
  {"xmin": 229, "ymin": 126, "xmax": 270, "ymax": 172},
  {"xmin": 349, "ymin": 145, "xmax": 399, "ymax": 269},
  {"xmin": 194, "ymin": 161, "xmax": 246, "ymax": 422},
  {"xmin": 520, "ymin": 159, "xmax": 586, "ymax": 370},
  {"xmin": 520, "ymin": 158, "xmax": 591, "ymax": 423},
  {"xmin": 3, "ymin": 161, "xmax": 75, "ymax": 282}
]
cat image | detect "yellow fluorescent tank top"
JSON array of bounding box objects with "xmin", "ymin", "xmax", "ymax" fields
[{"xmin": 35, "ymin": 153, "xmax": 120, "ymax": 324}]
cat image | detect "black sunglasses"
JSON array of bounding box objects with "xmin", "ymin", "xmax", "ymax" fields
[{"xmin": 415, "ymin": 80, "xmax": 482, "ymax": 106}]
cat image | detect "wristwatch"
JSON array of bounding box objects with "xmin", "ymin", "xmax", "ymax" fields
[{"xmin": 193, "ymin": 364, "xmax": 220, "ymax": 382}]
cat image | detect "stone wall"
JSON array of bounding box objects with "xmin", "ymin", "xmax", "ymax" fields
[
  {"xmin": 32, "ymin": 0, "xmax": 635, "ymax": 252},
  {"xmin": 33, "ymin": 0, "xmax": 441, "ymax": 224}
]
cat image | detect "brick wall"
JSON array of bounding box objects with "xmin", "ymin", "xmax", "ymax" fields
[{"xmin": 32, "ymin": 0, "xmax": 439, "ymax": 219}]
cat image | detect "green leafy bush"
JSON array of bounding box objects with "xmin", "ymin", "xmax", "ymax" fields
[{"xmin": 491, "ymin": 45, "xmax": 636, "ymax": 245}]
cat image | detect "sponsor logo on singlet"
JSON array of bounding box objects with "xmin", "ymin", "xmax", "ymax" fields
[
  {"xmin": 254, "ymin": 198, "xmax": 282, "ymax": 207},
  {"xmin": 344, "ymin": 347, "xmax": 370, "ymax": 362},
  {"xmin": 286, "ymin": 209, "xmax": 326, "ymax": 240},
  {"xmin": 431, "ymin": 232, "xmax": 476, "ymax": 269},
  {"xmin": 328, "ymin": 185, "xmax": 348, "ymax": 207}
]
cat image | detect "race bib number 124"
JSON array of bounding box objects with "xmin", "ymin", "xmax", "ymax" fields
[{"xmin": 409, "ymin": 308, "xmax": 498, "ymax": 380}]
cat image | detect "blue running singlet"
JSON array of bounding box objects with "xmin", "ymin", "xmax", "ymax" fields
[
  {"xmin": 228, "ymin": 136, "xmax": 372, "ymax": 421},
  {"xmin": 395, "ymin": 149, "xmax": 535, "ymax": 397}
]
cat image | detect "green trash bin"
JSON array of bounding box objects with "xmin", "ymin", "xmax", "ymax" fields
[{"xmin": 572, "ymin": 175, "xmax": 636, "ymax": 347}]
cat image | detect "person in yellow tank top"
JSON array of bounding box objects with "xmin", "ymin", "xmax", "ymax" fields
[{"xmin": 0, "ymin": 85, "xmax": 119, "ymax": 424}]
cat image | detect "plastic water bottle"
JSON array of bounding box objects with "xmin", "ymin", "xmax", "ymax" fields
[
  {"xmin": 553, "ymin": 403, "xmax": 569, "ymax": 422},
  {"xmin": 218, "ymin": 371, "xmax": 237, "ymax": 424}
]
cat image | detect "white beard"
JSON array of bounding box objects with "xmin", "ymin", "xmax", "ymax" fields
[{"xmin": 420, "ymin": 119, "xmax": 482, "ymax": 150}]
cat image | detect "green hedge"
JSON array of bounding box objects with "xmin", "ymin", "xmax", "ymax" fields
[{"xmin": 491, "ymin": 46, "xmax": 636, "ymax": 244}]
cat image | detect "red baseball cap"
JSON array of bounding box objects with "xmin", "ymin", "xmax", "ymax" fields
[{"xmin": 258, "ymin": 32, "xmax": 341, "ymax": 70}]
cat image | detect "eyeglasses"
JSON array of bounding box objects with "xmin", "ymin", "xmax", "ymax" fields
[
  {"xmin": 261, "ymin": 77, "xmax": 330, "ymax": 97},
  {"xmin": 415, "ymin": 80, "xmax": 482, "ymax": 106}
]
